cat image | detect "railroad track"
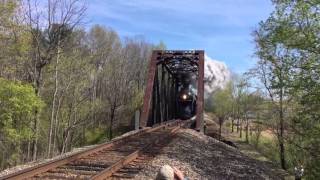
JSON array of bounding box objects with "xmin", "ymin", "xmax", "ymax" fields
[{"xmin": 1, "ymin": 120, "xmax": 192, "ymax": 180}]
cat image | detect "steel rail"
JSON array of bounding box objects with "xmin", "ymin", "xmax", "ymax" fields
[
  {"xmin": 0, "ymin": 120, "xmax": 186, "ymax": 180},
  {"xmin": 91, "ymin": 125, "xmax": 182, "ymax": 180}
]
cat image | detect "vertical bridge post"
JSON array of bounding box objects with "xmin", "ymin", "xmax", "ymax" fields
[
  {"xmin": 196, "ymin": 50, "xmax": 204, "ymax": 132},
  {"xmin": 140, "ymin": 51, "xmax": 158, "ymax": 128}
]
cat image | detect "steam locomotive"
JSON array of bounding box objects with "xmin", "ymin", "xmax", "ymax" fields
[{"xmin": 176, "ymin": 74, "xmax": 197, "ymax": 120}]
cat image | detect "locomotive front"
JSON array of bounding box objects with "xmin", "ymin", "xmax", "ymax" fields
[{"xmin": 177, "ymin": 73, "xmax": 197, "ymax": 119}]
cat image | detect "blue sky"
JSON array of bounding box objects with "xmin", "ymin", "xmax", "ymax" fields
[{"xmin": 87, "ymin": 0, "xmax": 274, "ymax": 73}]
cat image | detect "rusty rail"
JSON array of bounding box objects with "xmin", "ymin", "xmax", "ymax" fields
[
  {"xmin": 1, "ymin": 119, "xmax": 191, "ymax": 180},
  {"xmin": 91, "ymin": 125, "xmax": 182, "ymax": 180}
]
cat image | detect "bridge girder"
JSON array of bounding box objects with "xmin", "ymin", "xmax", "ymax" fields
[{"xmin": 140, "ymin": 50, "xmax": 204, "ymax": 132}]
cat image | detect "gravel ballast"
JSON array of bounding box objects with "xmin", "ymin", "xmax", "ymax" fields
[{"xmin": 134, "ymin": 129, "xmax": 287, "ymax": 180}]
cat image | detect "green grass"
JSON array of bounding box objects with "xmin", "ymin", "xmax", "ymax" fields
[{"xmin": 253, "ymin": 135, "xmax": 279, "ymax": 163}]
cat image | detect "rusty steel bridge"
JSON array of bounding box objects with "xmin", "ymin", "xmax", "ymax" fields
[{"xmin": 140, "ymin": 50, "xmax": 204, "ymax": 131}]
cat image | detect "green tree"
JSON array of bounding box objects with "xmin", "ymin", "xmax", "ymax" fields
[
  {"xmin": 252, "ymin": 0, "xmax": 320, "ymax": 176},
  {"xmin": 212, "ymin": 83, "xmax": 233, "ymax": 140},
  {"xmin": 0, "ymin": 1, "xmax": 156, "ymax": 170},
  {"xmin": 0, "ymin": 78, "xmax": 43, "ymax": 168}
]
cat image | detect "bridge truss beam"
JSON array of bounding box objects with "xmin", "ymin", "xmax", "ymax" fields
[{"xmin": 140, "ymin": 50, "xmax": 204, "ymax": 132}]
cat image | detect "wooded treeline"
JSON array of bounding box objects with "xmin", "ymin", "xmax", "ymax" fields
[
  {"xmin": 209, "ymin": 1, "xmax": 320, "ymax": 178},
  {"xmin": 0, "ymin": 0, "xmax": 164, "ymax": 170}
]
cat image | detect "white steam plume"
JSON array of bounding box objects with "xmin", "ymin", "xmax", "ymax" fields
[{"xmin": 204, "ymin": 54, "xmax": 231, "ymax": 95}]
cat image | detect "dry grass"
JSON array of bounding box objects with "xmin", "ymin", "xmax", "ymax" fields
[
  {"xmin": 203, "ymin": 113, "xmax": 292, "ymax": 179},
  {"xmin": 261, "ymin": 129, "xmax": 276, "ymax": 140}
]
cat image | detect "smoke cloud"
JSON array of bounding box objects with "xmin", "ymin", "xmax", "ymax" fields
[{"xmin": 204, "ymin": 54, "xmax": 231, "ymax": 95}]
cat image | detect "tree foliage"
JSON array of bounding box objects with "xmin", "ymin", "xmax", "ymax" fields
[
  {"xmin": 251, "ymin": 0, "xmax": 320, "ymax": 177},
  {"xmin": 0, "ymin": 0, "xmax": 164, "ymax": 170},
  {"xmin": 212, "ymin": 83, "xmax": 233, "ymax": 119},
  {"xmin": 0, "ymin": 78, "xmax": 43, "ymax": 168}
]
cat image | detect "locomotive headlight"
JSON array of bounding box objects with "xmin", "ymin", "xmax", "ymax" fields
[{"xmin": 182, "ymin": 94, "xmax": 188, "ymax": 100}]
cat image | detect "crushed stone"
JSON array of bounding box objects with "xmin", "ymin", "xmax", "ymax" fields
[{"xmin": 134, "ymin": 129, "xmax": 287, "ymax": 180}]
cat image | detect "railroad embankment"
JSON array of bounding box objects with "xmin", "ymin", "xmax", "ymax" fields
[{"xmin": 134, "ymin": 128, "xmax": 290, "ymax": 179}]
